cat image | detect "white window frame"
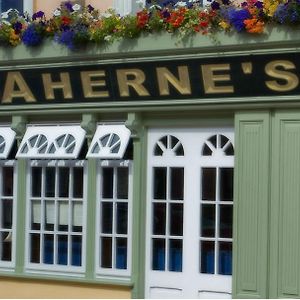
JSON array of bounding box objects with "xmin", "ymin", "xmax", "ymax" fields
[
  {"xmin": 25, "ymin": 159, "xmax": 87, "ymax": 276},
  {"xmin": 16, "ymin": 125, "xmax": 86, "ymax": 159},
  {"xmin": 113, "ymin": 0, "xmax": 133, "ymax": 15},
  {"xmin": 0, "ymin": 160, "xmax": 17, "ymax": 270},
  {"xmin": 87, "ymin": 125, "xmax": 131, "ymax": 159},
  {"xmin": 96, "ymin": 159, "xmax": 133, "ymax": 278},
  {"xmin": 0, "ymin": 127, "xmax": 16, "ymax": 159}
]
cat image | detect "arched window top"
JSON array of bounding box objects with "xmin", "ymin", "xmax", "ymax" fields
[
  {"xmin": 202, "ymin": 134, "xmax": 234, "ymax": 157},
  {"xmin": 0, "ymin": 127, "xmax": 16, "ymax": 159},
  {"xmin": 16, "ymin": 126, "xmax": 86, "ymax": 159},
  {"xmin": 86, "ymin": 125, "xmax": 131, "ymax": 159},
  {"xmin": 154, "ymin": 135, "xmax": 184, "ymax": 157}
]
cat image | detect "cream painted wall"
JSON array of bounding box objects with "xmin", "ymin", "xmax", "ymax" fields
[
  {"xmin": 88, "ymin": 0, "xmax": 114, "ymax": 11},
  {"xmin": 0, "ymin": 278, "xmax": 131, "ymax": 299}
]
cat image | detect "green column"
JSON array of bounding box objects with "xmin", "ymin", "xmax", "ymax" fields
[{"xmin": 233, "ymin": 112, "xmax": 270, "ymax": 298}]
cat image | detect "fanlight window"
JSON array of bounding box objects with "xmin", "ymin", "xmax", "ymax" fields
[
  {"xmin": 0, "ymin": 127, "xmax": 16, "ymax": 159},
  {"xmin": 154, "ymin": 135, "xmax": 184, "ymax": 156},
  {"xmin": 202, "ymin": 134, "xmax": 234, "ymax": 156},
  {"xmin": 87, "ymin": 125, "xmax": 131, "ymax": 159},
  {"xmin": 16, "ymin": 126, "xmax": 86, "ymax": 159}
]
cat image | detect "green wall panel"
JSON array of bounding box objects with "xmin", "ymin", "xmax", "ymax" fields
[
  {"xmin": 233, "ymin": 112, "xmax": 270, "ymax": 298},
  {"xmin": 270, "ymin": 113, "xmax": 300, "ymax": 298}
]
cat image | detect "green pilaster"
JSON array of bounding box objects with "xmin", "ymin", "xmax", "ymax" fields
[
  {"xmin": 233, "ymin": 112, "xmax": 270, "ymax": 298},
  {"xmin": 85, "ymin": 158, "xmax": 97, "ymax": 280},
  {"xmin": 126, "ymin": 113, "xmax": 147, "ymax": 298},
  {"xmin": 15, "ymin": 158, "xmax": 27, "ymax": 274}
]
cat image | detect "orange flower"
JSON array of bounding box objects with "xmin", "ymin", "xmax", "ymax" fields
[
  {"xmin": 168, "ymin": 8, "xmax": 186, "ymax": 28},
  {"xmin": 244, "ymin": 18, "xmax": 264, "ymax": 33}
]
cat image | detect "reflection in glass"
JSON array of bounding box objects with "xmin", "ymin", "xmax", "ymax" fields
[
  {"xmin": 116, "ymin": 238, "xmax": 127, "ymax": 269},
  {"xmin": 58, "ymin": 235, "xmax": 68, "ymax": 265},
  {"xmin": 169, "ymin": 239, "xmax": 182, "ymax": 272},
  {"xmin": 72, "ymin": 235, "xmax": 82, "ymax": 266},
  {"xmin": 152, "ymin": 238, "xmax": 165, "ymax": 271},
  {"xmin": 200, "ymin": 241, "xmax": 214, "ymax": 274},
  {"xmin": 43, "ymin": 234, "xmax": 54, "ymax": 264},
  {"xmin": 219, "ymin": 242, "xmax": 232, "ymax": 275}
]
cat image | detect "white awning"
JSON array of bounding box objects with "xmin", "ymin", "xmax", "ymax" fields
[
  {"xmin": 87, "ymin": 125, "xmax": 131, "ymax": 159},
  {"xmin": 16, "ymin": 125, "xmax": 86, "ymax": 159},
  {"xmin": 0, "ymin": 127, "xmax": 16, "ymax": 159}
]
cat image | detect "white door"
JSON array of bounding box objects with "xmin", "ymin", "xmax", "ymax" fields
[{"xmin": 145, "ymin": 128, "xmax": 234, "ymax": 299}]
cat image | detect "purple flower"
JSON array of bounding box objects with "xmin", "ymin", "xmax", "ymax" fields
[
  {"xmin": 274, "ymin": 4, "xmax": 289, "ymax": 23},
  {"xmin": 64, "ymin": 1, "xmax": 74, "ymax": 12},
  {"xmin": 21, "ymin": 24, "xmax": 43, "ymax": 46},
  {"xmin": 211, "ymin": 1, "xmax": 220, "ymax": 10},
  {"xmin": 255, "ymin": 1, "xmax": 263, "ymax": 8},
  {"xmin": 13, "ymin": 21, "xmax": 22, "ymax": 34},
  {"xmin": 228, "ymin": 8, "xmax": 250, "ymax": 31},
  {"xmin": 56, "ymin": 29, "xmax": 75, "ymax": 49},
  {"xmin": 162, "ymin": 9, "xmax": 171, "ymax": 18},
  {"xmin": 87, "ymin": 4, "xmax": 94, "ymax": 12},
  {"xmin": 222, "ymin": 0, "xmax": 231, "ymax": 5},
  {"xmin": 32, "ymin": 10, "xmax": 44, "ymax": 20}
]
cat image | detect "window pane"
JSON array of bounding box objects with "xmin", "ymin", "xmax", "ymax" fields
[
  {"xmin": 101, "ymin": 237, "xmax": 112, "ymax": 268},
  {"xmin": 1, "ymin": 0, "xmax": 23, "ymax": 12},
  {"xmin": 170, "ymin": 168, "xmax": 184, "ymax": 200},
  {"xmin": 116, "ymin": 203, "xmax": 128, "ymax": 234},
  {"xmin": 218, "ymin": 242, "xmax": 232, "ymax": 275},
  {"xmin": 117, "ymin": 168, "xmax": 128, "ymax": 199},
  {"xmin": 72, "ymin": 202, "xmax": 83, "ymax": 232},
  {"xmin": 45, "ymin": 167, "xmax": 55, "ymax": 197},
  {"xmin": 32, "ymin": 167, "xmax": 42, "ymax": 197},
  {"xmin": 30, "ymin": 233, "xmax": 40, "ymax": 263},
  {"xmin": 220, "ymin": 205, "xmax": 233, "ymax": 238},
  {"xmin": 116, "ymin": 238, "xmax": 127, "ymax": 269},
  {"xmin": 200, "ymin": 241, "xmax": 214, "ymax": 274},
  {"xmin": 101, "ymin": 202, "xmax": 113, "ymax": 233},
  {"xmin": 1, "ymin": 232, "xmax": 11, "ymax": 261},
  {"xmin": 2, "ymin": 167, "xmax": 13, "ymax": 196},
  {"xmin": 153, "ymin": 168, "xmax": 166, "ymax": 200},
  {"xmin": 2, "ymin": 199, "xmax": 12, "ymax": 229},
  {"xmin": 170, "ymin": 203, "xmax": 183, "ymax": 236},
  {"xmin": 58, "ymin": 235, "xmax": 68, "ymax": 265},
  {"xmin": 45, "ymin": 201, "xmax": 55, "ymax": 231},
  {"xmin": 58, "ymin": 202, "xmax": 69, "ymax": 231},
  {"xmin": 59, "ymin": 167, "xmax": 69, "ymax": 198},
  {"xmin": 31, "ymin": 201, "xmax": 41, "ymax": 230},
  {"xmin": 202, "ymin": 168, "xmax": 216, "ymax": 201},
  {"xmin": 102, "ymin": 168, "xmax": 114, "ymax": 199},
  {"xmin": 169, "ymin": 239, "xmax": 182, "ymax": 272},
  {"xmin": 152, "ymin": 238, "xmax": 165, "ymax": 271},
  {"xmin": 43, "ymin": 234, "xmax": 54, "ymax": 264},
  {"xmin": 71, "ymin": 235, "xmax": 82, "ymax": 266},
  {"xmin": 153, "ymin": 203, "xmax": 166, "ymax": 235},
  {"xmin": 201, "ymin": 204, "xmax": 215, "ymax": 237},
  {"xmin": 73, "ymin": 167, "xmax": 83, "ymax": 198},
  {"xmin": 220, "ymin": 168, "xmax": 234, "ymax": 201}
]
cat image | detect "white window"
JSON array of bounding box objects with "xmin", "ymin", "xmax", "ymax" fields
[
  {"xmin": 96, "ymin": 160, "xmax": 132, "ymax": 277},
  {"xmin": 16, "ymin": 125, "xmax": 86, "ymax": 159},
  {"xmin": 26, "ymin": 160, "xmax": 86, "ymax": 273},
  {"xmin": 87, "ymin": 125, "xmax": 131, "ymax": 159},
  {"xmin": 113, "ymin": 0, "xmax": 133, "ymax": 15},
  {"xmin": 0, "ymin": 0, "xmax": 33, "ymax": 14},
  {"xmin": 0, "ymin": 127, "xmax": 16, "ymax": 159}
]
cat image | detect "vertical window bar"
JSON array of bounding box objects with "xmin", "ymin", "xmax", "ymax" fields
[{"xmin": 215, "ymin": 167, "xmax": 220, "ymax": 275}]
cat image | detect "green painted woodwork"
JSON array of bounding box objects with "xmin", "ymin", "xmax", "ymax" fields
[
  {"xmin": 85, "ymin": 158, "xmax": 97, "ymax": 280},
  {"xmin": 269, "ymin": 112, "xmax": 300, "ymax": 298},
  {"xmin": 15, "ymin": 159, "xmax": 27, "ymax": 274},
  {"xmin": 233, "ymin": 112, "xmax": 270, "ymax": 299}
]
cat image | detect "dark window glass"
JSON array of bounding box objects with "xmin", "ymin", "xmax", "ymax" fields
[
  {"xmin": 153, "ymin": 203, "xmax": 166, "ymax": 235},
  {"xmin": 32, "ymin": 167, "xmax": 42, "ymax": 197},
  {"xmin": 170, "ymin": 203, "xmax": 183, "ymax": 236},
  {"xmin": 1, "ymin": 232, "xmax": 11, "ymax": 261},
  {"xmin": 102, "ymin": 168, "xmax": 114, "ymax": 199},
  {"xmin": 225, "ymin": 144, "xmax": 234, "ymax": 156},
  {"xmin": 220, "ymin": 135, "xmax": 229, "ymax": 148},
  {"xmin": 73, "ymin": 167, "xmax": 83, "ymax": 198},
  {"xmin": 220, "ymin": 168, "xmax": 234, "ymax": 201},
  {"xmin": 58, "ymin": 235, "xmax": 68, "ymax": 265},
  {"xmin": 219, "ymin": 205, "xmax": 233, "ymax": 238},
  {"xmin": 43, "ymin": 234, "xmax": 54, "ymax": 264},
  {"xmin": 30, "ymin": 233, "xmax": 40, "ymax": 263},
  {"xmin": 153, "ymin": 168, "xmax": 166, "ymax": 200},
  {"xmin": 59, "ymin": 167, "xmax": 69, "ymax": 198},
  {"xmin": 101, "ymin": 237, "xmax": 112, "ymax": 268},
  {"xmin": 169, "ymin": 239, "xmax": 182, "ymax": 272},
  {"xmin": 202, "ymin": 168, "xmax": 216, "ymax": 201},
  {"xmin": 45, "ymin": 167, "xmax": 55, "ymax": 197},
  {"xmin": 116, "ymin": 238, "xmax": 127, "ymax": 269},
  {"xmin": 200, "ymin": 241, "xmax": 215, "ymax": 274},
  {"xmin": 202, "ymin": 144, "xmax": 212, "ymax": 156},
  {"xmin": 175, "ymin": 144, "xmax": 184, "ymax": 156},
  {"xmin": 201, "ymin": 204, "xmax": 215, "ymax": 237},
  {"xmin": 116, "ymin": 203, "xmax": 128, "ymax": 234},
  {"xmin": 117, "ymin": 168, "xmax": 128, "ymax": 199},
  {"xmin": 101, "ymin": 202, "xmax": 113, "ymax": 233},
  {"xmin": 154, "ymin": 145, "xmax": 163, "ymax": 156},
  {"xmin": 152, "ymin": 238, "xmax": 165, "ymax": 271},
  {"xmin": 71, "ymin": 235, "xmax": 82, "ymax": 266},
  {"xmin": 2, "ymin": 199, "xmax": 12, "ymax": 229},
  {"xmin": 3, "ymin": 167, "xmax": 13, "ymax": 196},
  {"xmin": 218, "ymin": 242, "xmax": 232, "ymax": 275},
  {"xmin": 170, "ymin": 168, "xmax": 184, "ymax": 200},
  {"xmin": 1, "ymin": 1, "xmax": 23, "ymax": 13}
]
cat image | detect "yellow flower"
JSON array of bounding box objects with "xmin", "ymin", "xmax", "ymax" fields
[
  {"xmin": 263, "ymin": 0, "xmax": 281, "ymax": 17},
  {"xmin": 219, "ymin": 20, "xmax": 230, "ymax": 30},
  {"xmin": 9, "ymin": 28, "xmax": 20, "ymax": 46}
]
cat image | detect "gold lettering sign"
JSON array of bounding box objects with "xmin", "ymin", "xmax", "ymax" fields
[
  {"xmin": 201, "ymin": 64, "xmax": 234, "ymax": 94},
  {"xmin": 265, "ymin": 60, "xmax": 299, "ymax": 92},
  {"xmin": 2, "ymin": 71, "xmax": 36, "ymax": 103},
  {"xmin": 81, "ymin": 71, "xmax": 109, "ymax": 98},
  {"xmin": 42, "ymin": 72, "xmax": 73, "ymax": 99},
  {"xmin": 117, "ymin": 69, "xmax": 150, "ymax": 97},
  {"xmin": 156, "ymin": 66, "xmax": 191, "ymax": 96}
]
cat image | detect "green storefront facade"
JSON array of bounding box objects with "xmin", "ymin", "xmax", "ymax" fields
[{"xmin": 0, "ymin": 27, "xmax": 299, "ymax": 298}]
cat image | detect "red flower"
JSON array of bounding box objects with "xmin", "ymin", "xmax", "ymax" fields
[
  {"xmin": 168, "ymin": 8, "xmax": 186, "ymax": 28},
  {"xmin": 61, "ymin": 16, "xmax": 71, "ymax": 25},
  {"xmin": 137, "ymin": 10, "xmax": 149, "ymax": 29}
]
